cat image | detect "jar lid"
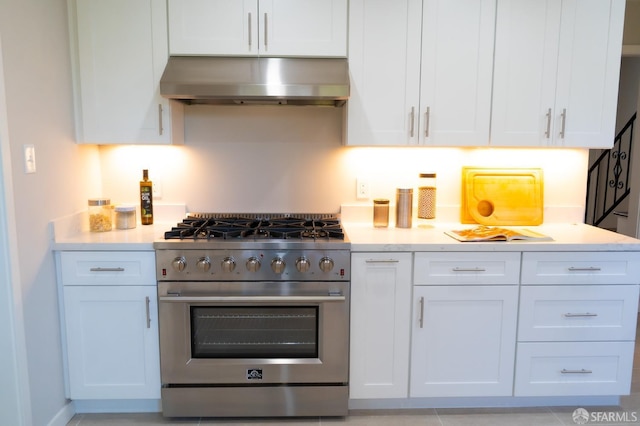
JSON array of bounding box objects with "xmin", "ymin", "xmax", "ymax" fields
[
  {"xmin": 373, "ymin": 199, "xmax": 390, "ymax": 204},
  {"xmin": 114, "ymin": 204, "xmax": 136, "ymax": 212},
  {"xmin": 88, "ymin": 198, "xmax": 110, "ymax": 206},
  {"xmin": 396, "ymin": 188, "xmax": 413, "ymax": 193},
  {"xmin": 419, "ymin": 173, "xmax": 436, "ymax": 178}
]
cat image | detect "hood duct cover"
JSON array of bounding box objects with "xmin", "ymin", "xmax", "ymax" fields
[{"xmin": 160, "ymin": 56, "xmax": 350, "ymax": 106}]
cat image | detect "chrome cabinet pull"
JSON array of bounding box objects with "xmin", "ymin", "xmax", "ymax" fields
[
  {"xmin": 567, "ymin": 267, "xmax": 602, "ymax": 272},
  {"xmin": 561, "ymin": 368, "xmax": 592, "ymax": 374},
  {"xmin": 410, "ymin": 107, "xmax": 415, "ymax": 138},
  {"xmin": 89, "ymin": 267, "xmax": 125, "ymax": 272},
  {"xmin": 145, "ymin": 296, "xmax": 151, "ymax": 329},
  {"xmin": 564, "ymin": 312, "xmax": 598, "ymax": 318},
  {"xmin": 365, "ymin": 259, "xmax": 400, "ymax": 263},
  {"xmin": 451, "ymin": 267, "xmax": 486, "ymax": 272},
  {"xmin": 263, "ymin": 13, "xmax": 268, "ymax": 50},
  {"xmin": 424, "ymin": 106, "xmax": 430, "ymax": 138},
  {"xmin": 158, "ymin": 104, "xmax": 163, "ymax": 136},
  {"xmin": 419, "ymin": 297, "xmax": 425, "ymax": 329},
  {"xmin": 248, "ymin": 12, "xmax": 252, "ymax": 49},
  {"xmin": 560, "ymin": 108, "xmax": 566, "ymax": 138},
  {"xmin": 544, "ymin": 108, "xmax": 552, "ymax": 138}
]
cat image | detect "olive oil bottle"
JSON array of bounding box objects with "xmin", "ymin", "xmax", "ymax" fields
[{"xmin": 140, "ymin": 169, "xmax": 153, "ymax": 225}]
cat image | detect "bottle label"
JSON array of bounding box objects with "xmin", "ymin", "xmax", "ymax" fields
[{"xmin": 141, "ymin": 187, "xmax": 153, "ymax": 217}]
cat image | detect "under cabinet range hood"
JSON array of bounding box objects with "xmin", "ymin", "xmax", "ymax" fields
[{"xmin": 160, "ymin": 56, "xmax": 350, "ymax": 106}]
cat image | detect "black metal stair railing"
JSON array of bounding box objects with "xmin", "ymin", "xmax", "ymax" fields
[{"xmin": 585, "ymin": 112, "xmax": 636, "ymax": 227}]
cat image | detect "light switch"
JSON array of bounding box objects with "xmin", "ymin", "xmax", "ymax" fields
[{"xmin": 23, "ymin": 144, "xmax": 36, "ymax": 174}]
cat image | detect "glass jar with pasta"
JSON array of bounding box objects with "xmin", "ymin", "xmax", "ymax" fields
[{"xmin": 88, "ymin": 198, "xmax": 113, "ymax": 232}]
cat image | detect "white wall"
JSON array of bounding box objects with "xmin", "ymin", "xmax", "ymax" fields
[
  {"xmin": 99, "ymin": 105, "xmax": 588, "ymax": 223},
  {"xmin": 0, "ymin": 1, "xmax": 102, "ymax": 424}
]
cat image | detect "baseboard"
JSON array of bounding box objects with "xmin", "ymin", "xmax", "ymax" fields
[
  {"xmin": 73, "ymin": 399, "xmax": 161, "ymax": 413},
  {"xmin": 46, "ymin": 401, "xmax": 75, "ymax": 426}
]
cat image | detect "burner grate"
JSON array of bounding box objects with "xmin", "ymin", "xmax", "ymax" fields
[{"xmin": 164, "ymin": 214, "xmax": 345, "ymax": 241}]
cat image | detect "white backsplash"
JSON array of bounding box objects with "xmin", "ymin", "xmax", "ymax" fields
[{"xmin": 97, "ymin": 105, "xmax": 589, "ymax": 223}]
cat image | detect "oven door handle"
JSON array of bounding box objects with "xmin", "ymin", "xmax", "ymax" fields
[{"xmin": 159, "ymin": 295, "xmax": 346, "ymax": 303}]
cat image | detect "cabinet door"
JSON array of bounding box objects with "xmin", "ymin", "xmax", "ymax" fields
[
  {"xmin": 347, "ymin": 0, "xmax": 422, "ymax": 146},
  {"xmin": 168, "ymin": 0, "xmax": 346, "ymax": 57},
  {"xmin": 259, "ymin": 0, "xmax": 347, "ymax": 57},
  {"xmin": 491, "ymin": 0, "xmax": 562, "ymax": 147},
  {"xmin": 64, "ymin": 286, "xmax": 160, "ymax": 399},
  {"xmin": 410, "ymin": 285, "xmax": 518, "ymax": 397},
  {"xmin": 168, "ymin": 0, "xmax": 258, "ymax": 55},
  {"xmin": 71, "ymin": 0, "xmax": 176, "ymax": 144},
  {"xmin": 553, "ymin": 0, "xmax": 625, "ymax": 148},
  {"xmin": 419, "ymin": 0, "xmax": 495, "ymax": 146},
  {"xmin": 350, "ymin": 253, "xmax": 412, "ymax": 399},
  {"xmin": 492, "ymin": 0, "xmax": 625, "ymax": 148}
]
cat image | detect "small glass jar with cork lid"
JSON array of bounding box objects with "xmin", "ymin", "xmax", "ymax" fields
[{"xmin": 88, "ymin": 198, "xmax": 113, "ymax": 232}]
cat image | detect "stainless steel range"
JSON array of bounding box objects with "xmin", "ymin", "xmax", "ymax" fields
[{"xmin": 153, "ymin": 213, "xmax": 350, "ymax": 418}]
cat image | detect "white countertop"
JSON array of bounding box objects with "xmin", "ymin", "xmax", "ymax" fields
[
  {"xmin": 343, "ymin": 221, "xmax": 640, "ymax": 252},
  {"xmin": 50, "ymin": 204, "xmax": 640, "ymax": 252},
  {"xmin": 50, "ymin": 204, "xmax": 186, "ymax": 251}
]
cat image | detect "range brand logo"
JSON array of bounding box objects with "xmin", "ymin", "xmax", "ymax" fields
[{"xmin": 247, "ymin": 369, "xmax": 263, "ymax": 380}]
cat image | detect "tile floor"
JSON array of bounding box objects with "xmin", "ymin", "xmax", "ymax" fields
[{"xmin": 67, "ymin": 317, "xmax": 640, "ymax": 426}]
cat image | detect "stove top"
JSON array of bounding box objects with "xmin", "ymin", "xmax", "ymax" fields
[
  {"xmin": 164, "ymin": 213, "xmax": 345, "ymax": 241},
  {"xmin": 154, "ymin": 213, "xmax": 349, "ymax": 251}
]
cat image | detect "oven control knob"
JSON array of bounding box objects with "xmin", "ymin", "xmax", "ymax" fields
[
  {"xmin": 296, "ymin": 257, "xmax": 311, "ymax": 273},
  {"xmin": 221, "ymin": 257, "xmax": 236, "ymax": 273},
  {"xmin": 271, "ymin": 257, "xmax": 286, "ymax": 274},
  {"xmin": 172, "ymin": 257, "xmax": 186, "ymax": 272},
  {"xmin": 319, "ymin": 257, "xmax": 334, "ymax": 273},
  {"xmin": 196, "ymin": 257, "xmax": 211, "ymax": 272},
  {"xmin": 246, "ymin": 256, "xmax": 261, "ymax": 272}
]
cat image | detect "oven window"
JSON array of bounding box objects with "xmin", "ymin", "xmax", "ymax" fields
[{"xmin": 190, "ymin": 306, "xmax": 319, "ymax": 358}]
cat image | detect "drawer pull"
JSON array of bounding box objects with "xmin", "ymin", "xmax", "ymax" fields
[
  {"xmin": 365, "ymin": 259, "xmax": 400, "ymax": 264},
  {"xmin": 89, "ymin": 267, "xmax": 125, "ymax": 272},
  {"xmin": 145, "ymin": 296, "xmax": 151, "ymax": 329},
  {"xmin": 452, "ymin": 267, "xmax": 486, "ymax": 272},
  {"xmin": 567, "ymin": 267, "xmax": 602, "ymax": 272},
  {"xmin": 561, "ymin": 368, "xmax": 593, "ymax": 374},
  {"xmin": 564, "ymin": 312, "xmax": 598, "ymax": 318}
]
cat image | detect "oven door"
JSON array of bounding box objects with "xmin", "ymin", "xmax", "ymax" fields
[{"xmin": 158, "ymin": 281, "xmax": 349, "ymax": 385}]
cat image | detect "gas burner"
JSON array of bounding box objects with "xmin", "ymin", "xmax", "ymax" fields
[{"xmin": 164, "ymin": 214, "xmax": 345, "ymax": 241}]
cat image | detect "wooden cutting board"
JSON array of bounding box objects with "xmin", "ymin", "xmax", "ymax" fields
[{"xmin": 461, "ymin": 167, "xmax": 544, "ymax": 225}]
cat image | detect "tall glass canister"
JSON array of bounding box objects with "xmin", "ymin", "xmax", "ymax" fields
[{"xmin": 417, "ymin": 173, "xmax": 436, "ymax": 227}]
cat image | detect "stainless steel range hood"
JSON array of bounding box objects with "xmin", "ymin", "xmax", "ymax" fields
[{"xmin": 160, "ymin": 56, "xmax": 350, "ymax": 106}]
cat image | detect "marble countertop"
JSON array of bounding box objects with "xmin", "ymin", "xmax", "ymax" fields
[
  {"xmin": 50, "ymin": 204, "xmax": 640, "ymax": 252},
  {"xmin": 343, "ymin": 221, "xmax": 640, "ymax": 252}
]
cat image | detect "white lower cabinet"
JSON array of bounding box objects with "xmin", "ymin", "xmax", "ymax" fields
[
  {"xmin": 350, "ymin": 253, "xmax": 412, "ymax": 399},
  {"xmin": 64, "ymin": 286, "xmax": 160, "ymax": 399},
  {"xmin": 515, "ymin": 251, "xmax": 640, "ymax": 397},
  {"xmin": 58, "ymin": 251, "xmax": 160, "ymax": 400},
  {"xmin": 410, "ymin": 285, "xmax": 518, "ymax": 397},
  {"xmin": 515, "ymin": 341, "xmax": 635, "ymax": 397}
]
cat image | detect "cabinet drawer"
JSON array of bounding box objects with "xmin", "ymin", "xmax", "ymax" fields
[
  {"xmin": 514, "ymin": 342, "xmax": 634, "ymax": 396},
  {"xmin": 59, "ymin": 251, "xmax": 156, "ymax": 286},
  {"xmin": 414, "ymin": 252, "xmax": 520, "ymax": 285},
  {"xmin": 521, "ymin": 252, "xmax": 640, "ymax": 285},
  {"xmin": 518, "ymin": 285, "xmax": 639, "ymax": 341}
]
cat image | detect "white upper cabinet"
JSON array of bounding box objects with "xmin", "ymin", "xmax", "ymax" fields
[
  {"xmin": 347, "ymin": 0, "xmax": 495, "ymax": 146},
  {"xmin": 419, "ymin": 0, "xmax": 495, "ymax": 146},
  {"xmin": 69, "ymin": 0, "xmax": 182, "ymax": 144},
  {"xmin": 491, "ymin": 0, "xmax": 625, "ymax": 148},
  {"xmin": 168, "ymin": 0, "xmax": 347, "ymax": 57}
]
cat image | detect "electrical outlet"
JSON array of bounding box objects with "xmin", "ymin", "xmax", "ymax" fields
[
  {"xmin": 356, "ymin": 178, "xmax": 370, "ymax": 200},
  {"xmin": 152, "ymin": 180, "xmax": 162, "ymax": 199}
]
